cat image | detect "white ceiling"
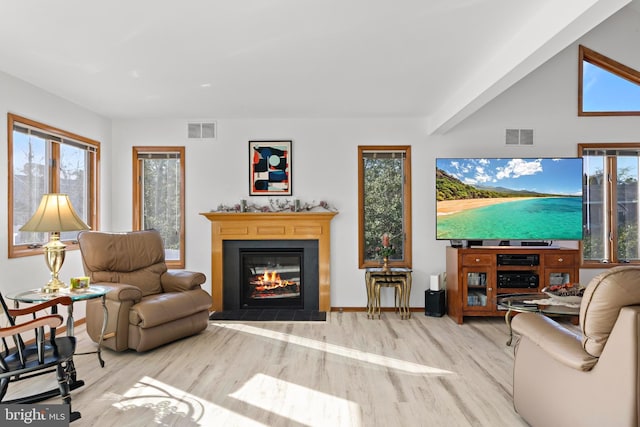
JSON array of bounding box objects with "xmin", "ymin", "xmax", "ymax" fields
[{"xmin": 0, "ymin": 0, "xmax": 634, "ymax": 133}]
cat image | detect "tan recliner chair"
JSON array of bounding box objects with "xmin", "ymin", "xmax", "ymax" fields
[
  {"xmin": 78, "ymin": 230, "xmax": 211, "ymax": 352},
  {"xmin": 512, "ymin": 266, "xmax": 640, "ymax": 427}
]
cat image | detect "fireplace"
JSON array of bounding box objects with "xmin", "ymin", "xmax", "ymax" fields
[
  {"xmin": 200, "ymin": 211, "xmax": 337, "ymax": 312},
  {"xmin": 223, "ymin": 240, "xmax": 319, "ymax": 311}
]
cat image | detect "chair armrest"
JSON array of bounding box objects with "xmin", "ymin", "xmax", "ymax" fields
[
  {"xmin": 161, "ymin": 271, "xmax": 206, "ymax": 293},
  {"xmin": 0, "ymin": 314, "xmax": 63, "ymax": 338},
  {"xmin": 7, "ymin": 296, "xmax": 73, "ymax": 317},
  {"xmin": 512, "ymin": 312, "xmax": 598, "ymax": 371},
  {"xmin": 93, "ymin": 283, "xmax": 143, "ymax": 302}
]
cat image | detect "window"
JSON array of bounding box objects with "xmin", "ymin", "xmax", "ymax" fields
[
  {"xmin": 8, "ymin": 114, "xmax": 99, "ymax": 258},
  {"xmin": 579, "ymin": 143, "xmax": 640, "ymax": 265},
  {"xmin": 358, "ymin": 146, "xmax": 412, "ymax": 268},
  {"xmin": 579, "ymin": 45, "xmax": 640, "ymax": 116},
  {"xmin": 133, "ymin": 147, "xmax": 185, "ymax": 269}
]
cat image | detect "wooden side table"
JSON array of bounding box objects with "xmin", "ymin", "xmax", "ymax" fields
[{"xmin": 365, "ymin": 268, "xmax": 412, "ymax": 319}]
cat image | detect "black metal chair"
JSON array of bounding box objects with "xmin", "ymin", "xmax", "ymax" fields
[{"xmin": 0, "ymin": 293, "xmax": 81, "ymax": 421}]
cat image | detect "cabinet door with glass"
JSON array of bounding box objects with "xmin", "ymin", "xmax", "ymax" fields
[
  {"xmin": 460, "ymin": 253, "xmax": 494, "ymax": 311},
  {"xmin": 462, "ymin": 268, "xmax": 494, "ymax": 311},
  {"xmin": 545, "ymin": 269, "xmax": 576, "ymax": 287},
  {"xmin": 543, "ymin": 253, "xmax": 579, "ymax": 287}
]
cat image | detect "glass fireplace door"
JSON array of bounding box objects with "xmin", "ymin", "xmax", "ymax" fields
[{"xmin": 240, "ymin": 250, "xmax": 304, "ymax": 309}]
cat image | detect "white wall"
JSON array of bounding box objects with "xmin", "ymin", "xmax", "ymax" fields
[
  {"xmin": 3, "ymin": 5, "xmax": 637, "ymax": 312},
  {"xmin": 0, "ymin": 71, "xmax": 112, "ymax": 319},
  {"xmin": 111, "ymin": 117, "xmax": 431, "ymax": 308},
  {"xmin": 112, "ymin": 5, "xmax": 640, "ymax": 308}
]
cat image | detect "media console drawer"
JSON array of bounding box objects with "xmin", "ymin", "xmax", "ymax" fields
[
  {"xmin": 544, "ymin": 253, "xmax": 578, "ymax": 267},
  {"xmin": 462, "ymin": 254, "xmax": 493, "ymax": 266}
]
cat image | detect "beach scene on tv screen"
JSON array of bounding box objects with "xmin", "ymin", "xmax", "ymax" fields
[{"xmin": 436, "ymin": 158, "xmax": 583, "ymax": 240}]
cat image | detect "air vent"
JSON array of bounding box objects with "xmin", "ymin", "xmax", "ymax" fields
[
  {"xmin": 505, "ymin": 129, "xmax": 533, "ymax": 145},
  {"xmin": 187, "ymin": 121, "xmax": 216, "ymax": 140}
]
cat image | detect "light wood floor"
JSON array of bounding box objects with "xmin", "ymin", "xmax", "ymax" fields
[{"xmin": 7, "ymin": 312, "xmax": 534, "ymax": 427}]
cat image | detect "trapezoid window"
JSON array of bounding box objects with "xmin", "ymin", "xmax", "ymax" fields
[{"xmin": 579, "ymin": 45, "xmax": 640, "ymax": 116}]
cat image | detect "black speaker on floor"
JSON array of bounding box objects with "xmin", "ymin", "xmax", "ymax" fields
[{"xmin": 425, "ymin": 290, "xmax": 446, "ymax": 317}]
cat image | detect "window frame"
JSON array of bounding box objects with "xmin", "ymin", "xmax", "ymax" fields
[
  {"xmin": 358, "ymin": 145, "xmax": 412, "ymax": 269},
  {"xmin": 8, "ymin": 113, "xmax": 100, "ymax": 259},
  {"xmin": 132, "ymin": 146, "xmax": 186, "ymax": 269},
  {"xmin": 578, "ymin": 45, "xmax": 640, "ymax": 116},
  {"xmin": 578, "ymin": 142, "xmax": 640, "ymax": 267}
]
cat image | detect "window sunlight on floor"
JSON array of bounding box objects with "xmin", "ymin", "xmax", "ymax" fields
[
  {"xmin": 109, "ymin": 324, "xmax": 454, "ymax": 426},
  {"xmin": 113, "ymin": 376, "xmax": 268, "ymax": 426},
  {"xmin": 230, "ymin": 373, "xmax": 361, "ymax": 426},
  {"xmin": 212, "ymin": 322, "xmax": 454, "ymax": 375},
  {"xmin": 112, "ymin": 373, "xmax": 361, "ymax": 427}
]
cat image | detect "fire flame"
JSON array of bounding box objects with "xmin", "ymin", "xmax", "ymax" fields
[
  {"xmin": 253, "ymin": 270, "xmax": 293, "ymax": 291},
  {"xmin": 263, "ymin": 271, "xmax": 280, "ymax": 283}
]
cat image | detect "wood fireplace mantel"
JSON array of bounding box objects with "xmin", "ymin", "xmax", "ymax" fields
[{"xmin": 200, "ymin": 211, "xmax": 338, "ymax": 312}]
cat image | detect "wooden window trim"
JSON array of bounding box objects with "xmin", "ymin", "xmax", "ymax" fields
[
  {"xmin": 578, "ymin": 142, "xmax": 640, "ymax": 268},
  {"xmin": 578, "ymin": 45, "xmax": 640, "ymax": 116},
  {"xmin": 8, "ymin": 113, "xmax": 100, "ymax": 258},
  {"xmin": 132, "ymin": 146, "xmax": 186, "ymax": 269},
  {"xmin": 358, "ymin": 145, "xmax": 412, "ymax": 269}
]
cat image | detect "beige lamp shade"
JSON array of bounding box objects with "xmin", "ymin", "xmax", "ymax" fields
[
  {"xmin": 20, "ymin": 193, "xmax": 90, "ymax": 232},
  {"xmin": 20, "ymin": 194, "xmax": 90, "ymax": 293}
]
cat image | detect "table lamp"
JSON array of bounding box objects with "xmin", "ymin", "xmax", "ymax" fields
[{"xmin": 19, "ymin": 193, "xmax": 90, "ymax": 293}]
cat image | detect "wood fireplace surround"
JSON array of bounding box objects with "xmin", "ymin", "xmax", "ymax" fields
[{"xmin": 201, "ymin": 211, "xmax": 337, "ymax": 312}]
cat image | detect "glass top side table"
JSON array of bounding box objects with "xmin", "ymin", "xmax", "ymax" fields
[
  {"xmin": 7, "ymin": 285, "xmax": 110, "ymax": 367},
  {"xmin": 497, "ymin": 292, "xmax": 580, "ymax": 346}
]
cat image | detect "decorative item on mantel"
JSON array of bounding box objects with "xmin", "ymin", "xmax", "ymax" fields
[
  {"xmin": 376, "ymin": 233, "xmax": 396, "ymax": 271},
  {"xmin": 213, "ymin": 198, "xmax": 338, "ymax": 213}
]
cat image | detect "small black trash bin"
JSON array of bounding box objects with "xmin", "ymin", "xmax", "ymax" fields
[{"xmin": 425, "ymin": 290, "xmax": 446, "ymax": 317}]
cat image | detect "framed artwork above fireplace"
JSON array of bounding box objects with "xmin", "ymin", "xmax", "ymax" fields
[{"xmin": 249, "ymin": 140, "xmax": 292, "ymax": 196}]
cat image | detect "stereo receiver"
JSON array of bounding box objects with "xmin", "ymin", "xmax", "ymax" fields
[
  {"xmin": 497, "ymin": 272, "xmax": 539, "ymax": 288},
  {"xmin": 496, "ymin": 253, "xmax": 540, "ymax": 266}
]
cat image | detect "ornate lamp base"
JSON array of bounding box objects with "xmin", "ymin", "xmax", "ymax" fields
[
  {"xmin": 41, "ymin": 232, "xmax": 68, "ymax": 293},
  {"xmin": 42, "ymin": 277, "xmax": 66, "ymax": 293}
]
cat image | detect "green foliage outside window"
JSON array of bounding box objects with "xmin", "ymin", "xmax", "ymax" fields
[
  {"xmin": 363, "ymin": 156, "xmax": 404, "ymax": 261},
  {"xmin": 142, "ymin": 157, "xmax": 181, "ymax": 254},
  {"xmin": 618, "ymin": 223, "xmax": 639, "ymax": 261}
]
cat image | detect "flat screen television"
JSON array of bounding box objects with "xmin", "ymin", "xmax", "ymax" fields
[{"xmin": 436, "ymin": 157, "xmax": 584, "ymax": 242}]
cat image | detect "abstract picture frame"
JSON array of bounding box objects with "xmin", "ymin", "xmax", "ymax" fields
[{"xmin": 249, "ymin": 140, "xmax": 292, "ymax": 196}]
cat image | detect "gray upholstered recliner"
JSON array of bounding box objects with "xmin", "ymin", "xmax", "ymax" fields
[
  {"xmin": 511, "ymin": 266, "xmax": 640, "ymax": 427},
  {"xmin": 78, "ymin": 230, "xmax": 211, "ymax": 352}
]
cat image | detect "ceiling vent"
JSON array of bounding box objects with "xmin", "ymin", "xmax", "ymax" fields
[
  {"xmin": 505, "ymin": 129, "xmax": 533, "ymax": 146},
  {"xmin": 187, "ymin": 121, "xmax": 216, "ymax": 141}
]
